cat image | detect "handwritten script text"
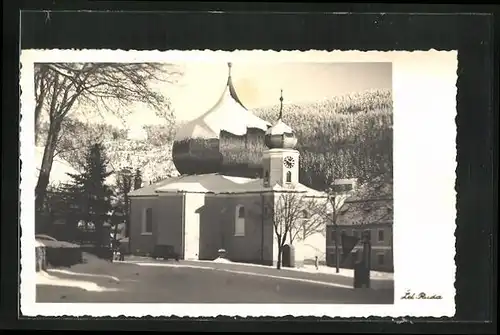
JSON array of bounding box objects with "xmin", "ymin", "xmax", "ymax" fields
[{"xmin": 401, "ymin": 290, "xmax": 443, "ymax": 300}]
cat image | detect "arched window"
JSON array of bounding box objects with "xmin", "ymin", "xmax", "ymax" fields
[
  {"xmin": 235, "ymin": 205, "xmax": 245, "ymax": 236},
  {"xmin": 286, "ymin": 171, "xmax": 292, "ymax": 183}
]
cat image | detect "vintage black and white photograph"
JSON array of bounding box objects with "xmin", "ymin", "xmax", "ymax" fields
[{"xmin": 20, "ymin": 50, "xmax": 457, "ymax": 318}]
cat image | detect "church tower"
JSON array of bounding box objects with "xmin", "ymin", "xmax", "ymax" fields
[{"xmin": 262, "ymin": 90, "xmax": 300, "ymax": 187}]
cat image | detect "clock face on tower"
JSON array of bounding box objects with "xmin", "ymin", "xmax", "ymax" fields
[{"xmin": 283, "ymin": 156, "xmax": 295, "ymax": 168}]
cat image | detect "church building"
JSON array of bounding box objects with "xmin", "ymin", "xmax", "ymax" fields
[{"xmin": 128, "ymin": 63, "xmax": 328, "ymax": 266}]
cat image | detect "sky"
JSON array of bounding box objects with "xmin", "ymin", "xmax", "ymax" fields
[{"xmin": 86, "ymin": 62, "xmax": 392, "ymax": 129}]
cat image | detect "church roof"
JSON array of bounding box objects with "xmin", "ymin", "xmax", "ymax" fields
[
  {"xmin": 330, "ymin": 179, "xmax": 393, "ymax": 226},
  {"xmin": 265, "ymin": 118, "xmax": 294, "ymax": 135},
  {"xmin": 128, "ymin": 173, "xmax": 327, "ymax": 197},
  {"xmin": 264, "ymin": 90, "xmax": 298, "ymax": 149},
  {"xmin": 174, "ymin": 63, "xmax": 271, "ymax": 141},
  {"xmin": 125, "ymin": 178, "xmax": 174, "ymax": 197}
]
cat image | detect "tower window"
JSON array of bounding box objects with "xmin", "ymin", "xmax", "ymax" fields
[
  {"xmin": 235, "ymin": 205, "xmax": 245, "ymax": 236},
  {"xmin": 286, "ymin": 171, "xmax": 292, "ymax": 183}
]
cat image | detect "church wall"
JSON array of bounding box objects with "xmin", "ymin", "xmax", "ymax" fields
[
  {"xmin": 266, "ymin": 149, "xmax": 300, "ymax": 186},
  {"xmin": 199, "ymin": 193, "xmax": 275, "ymax": 265},
  {"xmin": 129, "ymin": 197, "xmax": 158, "ymax": 255},
  {"xmin": 155, "ymin": 194, "xmax": 184, "ymax": 257},
  {"xmin": 197, "ymin": 195, "xmax": 224, "ymax": 260},
  {"xmin": 129, "ymin": 195, "xmax": 183, "ymax": 257},
  {"xmin": 295, "ymin": 231, "xmax": 327, "ymax": 265},
  {"xmin": 183, "ymin": 193, "xmax": 204, "ymax": 260},
  {"xmin": 268, "ymin": 155, "xmax": 284, "ymax": 186}
]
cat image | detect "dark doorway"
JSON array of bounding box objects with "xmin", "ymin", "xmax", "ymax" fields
[{"xmin": 282, "ymin": 244, "xmax": 295, "ymax": 267}]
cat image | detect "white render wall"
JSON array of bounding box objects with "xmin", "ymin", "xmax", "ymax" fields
[
  {"xmin": 294, "ymin": 232, "xmax": 327, "ymax": 264},
  {"xmin": 183, "ymin": 193, "xmax": 204, "ymax": 260}
]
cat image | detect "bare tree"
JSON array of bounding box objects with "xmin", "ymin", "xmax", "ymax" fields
[
  {"xmin": 262, "ymin": 191, "xmax": 325, "ymax": 270},
  {"xmin": 313, "ymin": 169, "xmax": 393, "ymax": 273},
  {"xmin": 313, "ymin": 187, "xmax": 352, "ymax": 274},
  {"xmin": 34, "ymin": 62, "xmax": 182, "ymax": 213},
  {"xmin": 49, "ymin": 119, "xmax": 116, "ymax": 170},
  {"xmin": 312, "ymin": 153, "xmax": 356, "ymax": 273},
  {"xmin": 288, "ymin": 198, "xmax": 326, "ymax": 246}
]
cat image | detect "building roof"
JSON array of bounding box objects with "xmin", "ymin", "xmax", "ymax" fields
[
  {"xmin": 334, "ymin": 179, "xmax": 394, "ymax": 226},
  {"xmin": 128, "ymin": 173, "xmax": 327, "ymax": 197},
  {"xmin": 174, "ymin": 63, "xmax": 271, "ymax": 141}
]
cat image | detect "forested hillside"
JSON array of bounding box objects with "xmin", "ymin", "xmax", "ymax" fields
[{"xmin": 253, "ymin": 89, "xmax": 393, "ymax": 191}]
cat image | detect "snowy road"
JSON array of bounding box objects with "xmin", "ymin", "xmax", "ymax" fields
[{"xmin": 36, "ymin": 259, "xmax": 394, "ymax": 304}]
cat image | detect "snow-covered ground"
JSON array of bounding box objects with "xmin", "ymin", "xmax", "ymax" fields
[
  {"xmin": 36, "ymin": 253, "xmax": 122, "ymax": 292},
  {"xmin": 37, "ymin": 252, "xmax": 395, "ymax": 304},
  {"xmin": 190, "ymin": 257, "xmax": 393, "ymax": 280},
  {"xmin": 37, "ymin": 253, "xmax": 393, "ymax": 297},
  {"xmin": 37, "ymin": 270, "xmax": 120, "ymax": 293},
  {"xmin": 213, "ymin": 257, "xmax": 232, "ymax": 264},
  {"xmin": 282, "ymin": 264, "xmax": 393, "ymax": 280}
]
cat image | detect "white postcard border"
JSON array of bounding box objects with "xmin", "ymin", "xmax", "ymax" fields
[{"xmin": 20, "ymin": 50, "xmax": 457, "ymax": 318}]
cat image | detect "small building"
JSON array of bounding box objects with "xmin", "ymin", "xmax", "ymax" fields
[
  {"xmin": 128, "ymin": 64, "xmax": 328, "ymax": 266},
  {"xmin": 325, "ymin": 194, "xmax": 394, "ymax": 272}
]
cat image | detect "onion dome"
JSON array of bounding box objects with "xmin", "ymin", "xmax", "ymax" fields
[
  {"xmin": 172, "ymin": 63, "xmax": 271, "ymax": 177},
  {"xmin": 264, "ymin": 90, "xmax": 298, "ymax": 149}
]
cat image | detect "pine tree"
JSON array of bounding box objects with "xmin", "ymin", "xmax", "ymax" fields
[{"xmin": 65, "ymin": 143, "xmax": 114, "ymax": 244}]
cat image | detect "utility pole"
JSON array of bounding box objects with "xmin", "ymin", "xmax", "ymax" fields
[
  {"xmin": 334, "ymin": 197, "xmax": 340, "ymax": 274},
  {"xmin": 329, "ymin": 194, "xmax": 340, "ymax": 274},
  {"xmin": 123, "ymin": 167, "xmax": 133, "ymax": 238}
]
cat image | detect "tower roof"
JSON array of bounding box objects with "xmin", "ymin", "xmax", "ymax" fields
[
  {"xmin": 174, "ymin": 63, "xmax": 270, "ymax": 141},
  {"xmin": 265, "ymin": 118, "xmax": 294, "ymax": 135},
  {"xmin": 264, "ymin": 90, "xmax": 297, "ymax": 149},
  {"xmin": 226, "ymin": 62, "xmax": 246, "ymax": 109}
]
